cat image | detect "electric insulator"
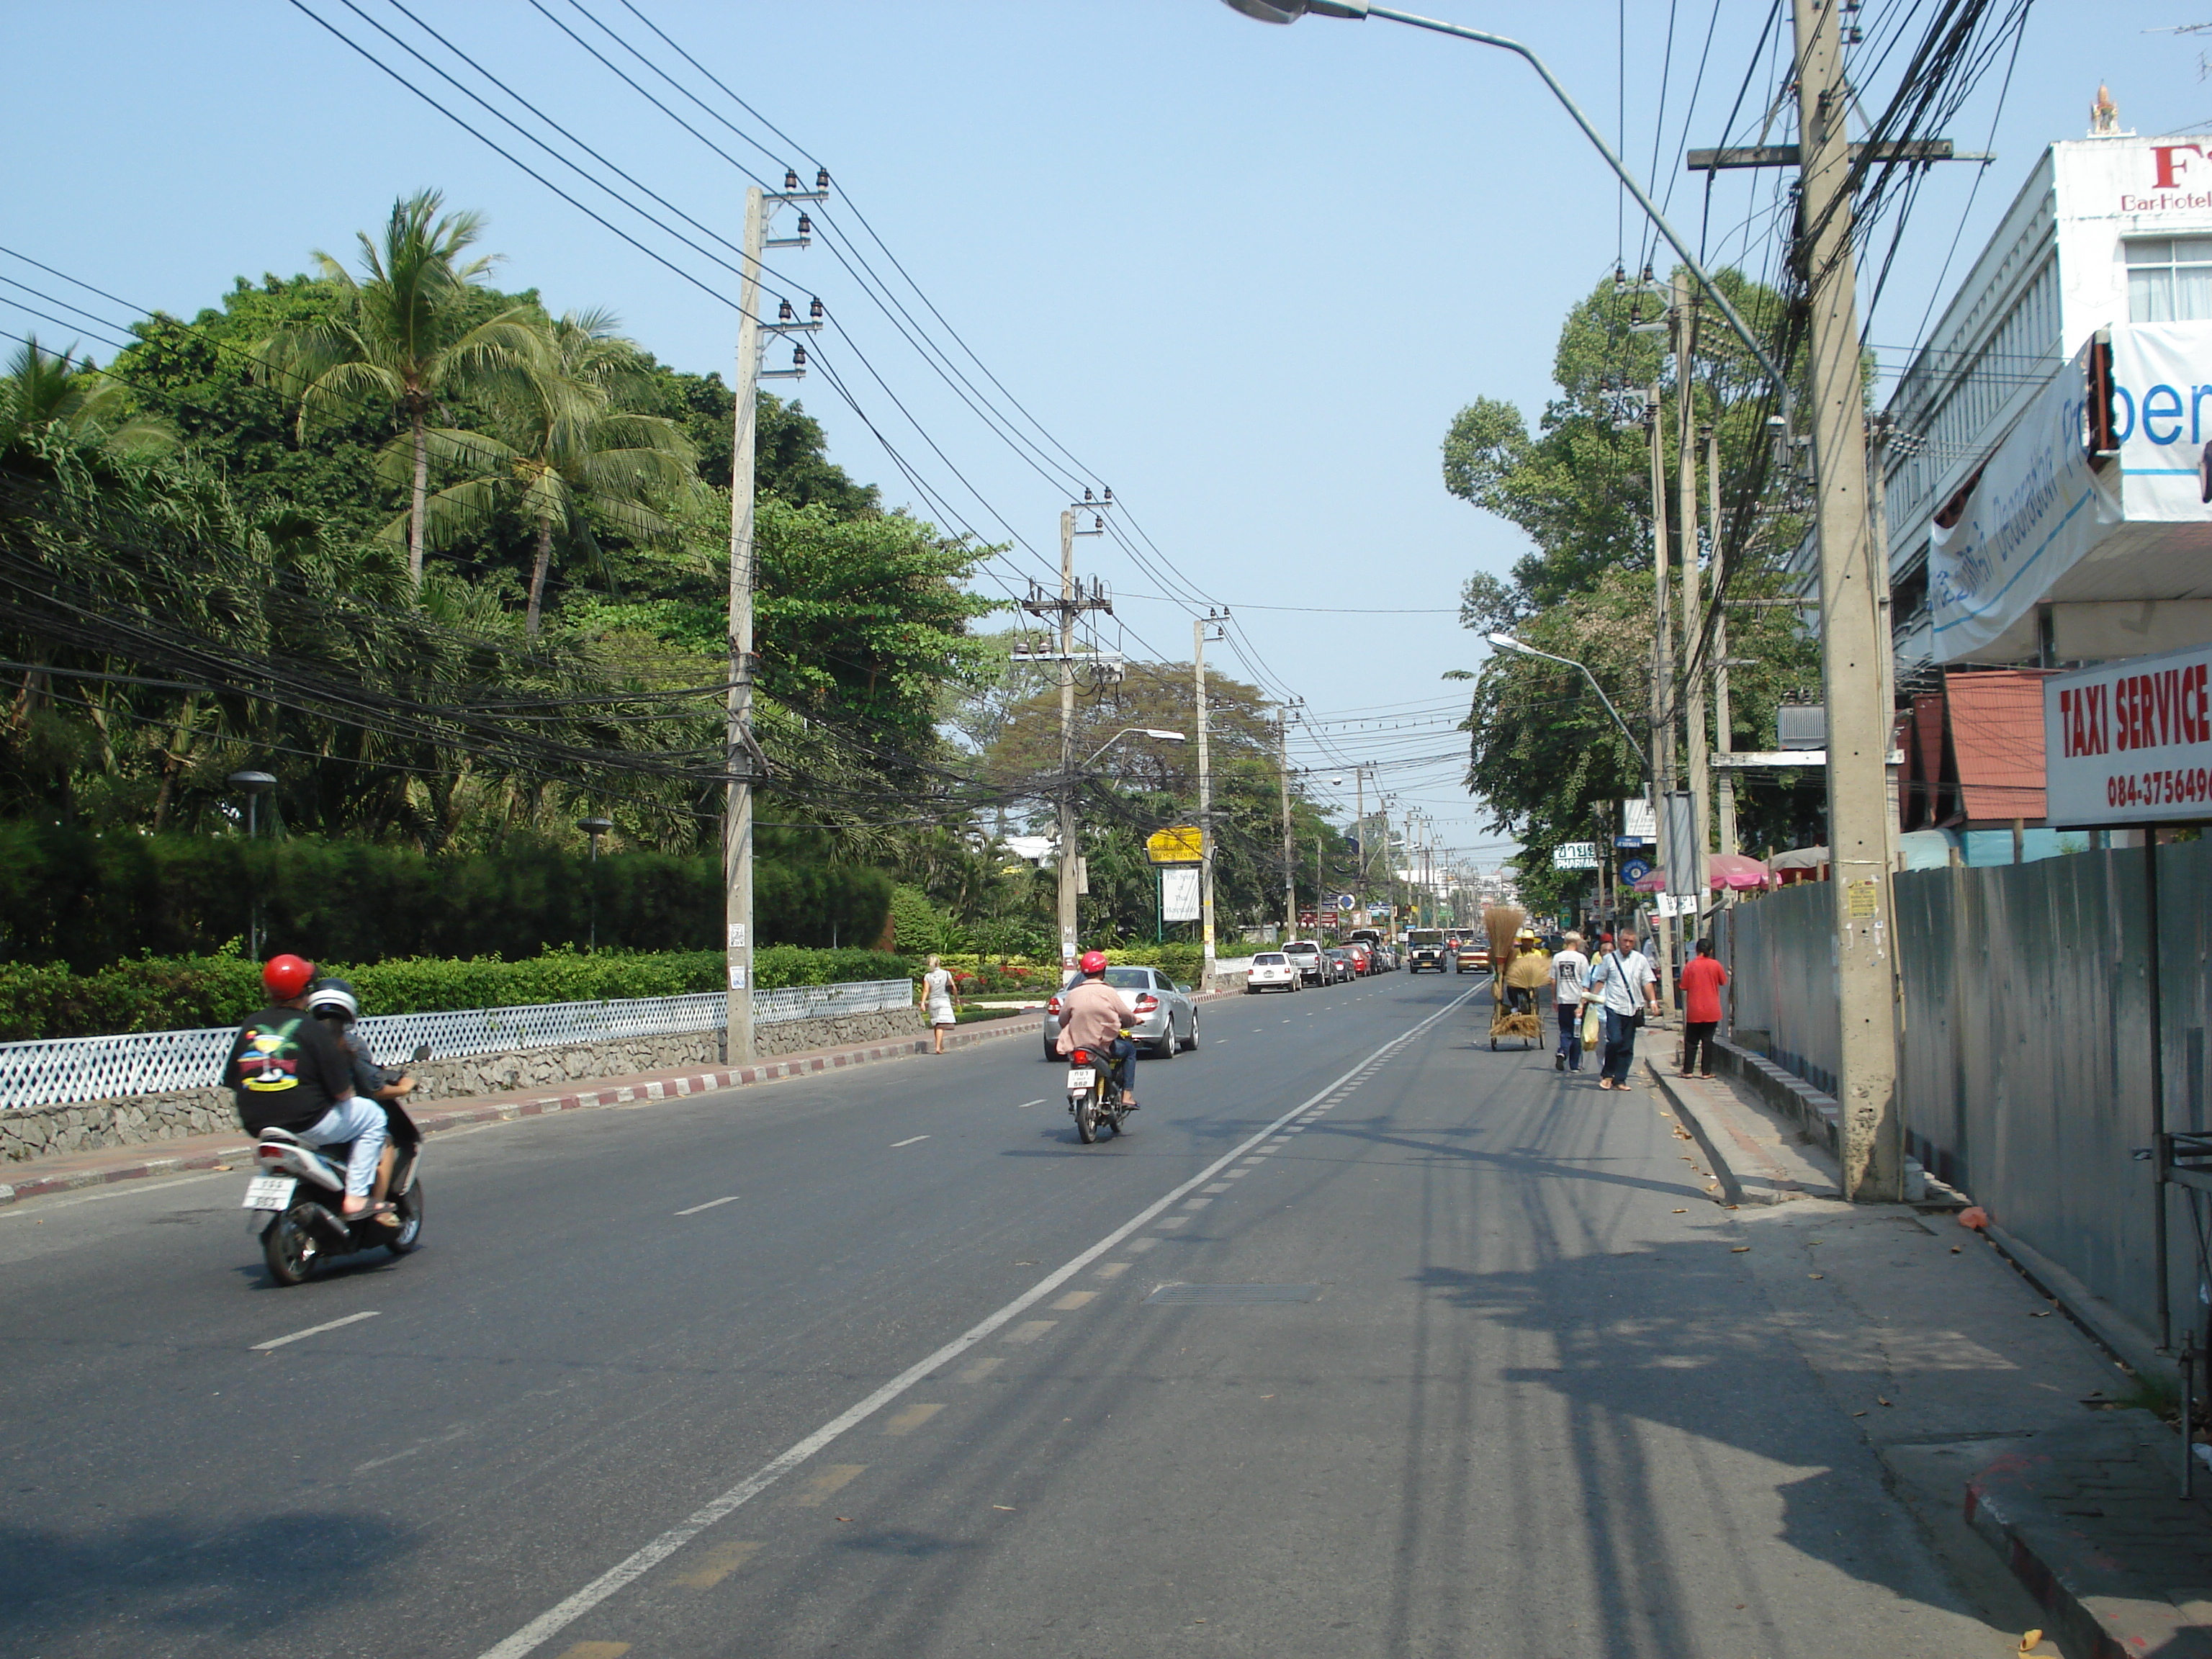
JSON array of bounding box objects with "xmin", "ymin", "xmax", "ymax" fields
[
  {"xmin": 1093, "ymin": 515, "xmax": 1103, "ymax": 531},
  {"xmin": 784, "ymin": 169, "xmax": 800, "ymax": 191},
  {"xmin": 816, "ymin": 168, "xmax": 831, "ymax": 190},
  {"xmin": 792, "ymin": 345, "xmax": 808, "ymax": 368},
  {"xmin": 796, "ymin": 214, "xmax": 811, "ymax": 235},
  {"xmin": 778, "ymin": 300, "xmax": 795, "ymax": 322},
  {"xmin": 1082, "ymin": 487, "xmax": 1094, "ymax": 502},
  {"xmin": 809, "ymin": 297, "xmax": 824, "ymax": 320},
  {"xmin": 1102, "ymin": 487, "xmax": 1112, "ymax": 503}
]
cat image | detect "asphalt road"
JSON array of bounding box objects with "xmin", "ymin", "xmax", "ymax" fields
[{"xmin": 0, "ymin": 971, "xmax": 2010, "ymax": 1658}]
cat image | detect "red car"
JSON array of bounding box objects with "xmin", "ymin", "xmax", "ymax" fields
[{"xmin": 1340, "ymin": 943, "xmax": 1374, "ymax": 976}]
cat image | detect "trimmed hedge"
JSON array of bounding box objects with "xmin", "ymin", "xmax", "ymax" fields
[
  {"xmin": 0, "ymin": 822, "xmax": 893, "ymax": 972},
  {"xmin": 0, "ymin": 945, "xmax": 917, "ymax": 1042}
]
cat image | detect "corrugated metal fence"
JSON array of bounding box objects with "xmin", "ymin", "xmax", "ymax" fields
[
  {"xmin": 0, "ymin": 979, "xmax": 917, "ymax": 1112},
  {"xmin": 1722, "ymin": 845, "xmax": 2212, "ymax": 1354}
]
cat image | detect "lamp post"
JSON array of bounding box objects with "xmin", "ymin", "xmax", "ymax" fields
[
  {"xmin": 1066, "ymin": 728, "xmax": 1187, "ymax": 946},
  {"xmin": 577, "ymin": 817, "xmax": 613, "ymax": 953},
  {"xmin": 227, "ymin": 770, "xmax": 276, "ymax": 961}
]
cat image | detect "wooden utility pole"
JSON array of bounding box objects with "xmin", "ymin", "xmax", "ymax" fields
[
  {"xmin": 1794, "ymin": 0, "xmax": 1902, "ymax": 1200},
  {"xmin": 1674, "ymin": 271, "xmax": 1710, "ymax": 927}
]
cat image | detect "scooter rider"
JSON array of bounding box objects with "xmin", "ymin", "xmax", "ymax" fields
[
  {"xmin": 1054, "ymin": 950, "xmax": 1138, "ymax": 1110},
  {"xmin": 225, "ymin": 954, "xmax": 388, "ymax": 1220},
  {"xmin": 307, "ymin": 976, "xmax": 418, "ymax": 1216}
]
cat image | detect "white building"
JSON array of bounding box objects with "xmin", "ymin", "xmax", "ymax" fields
[{"xmin": 1885, "ymin": 122, "xmax": 2212, "ymax": 675}]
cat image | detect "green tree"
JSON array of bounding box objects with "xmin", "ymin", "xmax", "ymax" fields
[
  {"xmin": 0, "ymin": 338, "xmax": 174, "ymax": 457},
  {"xmin": 260, "ymin": 190, "xmax": 557, "ymax": 585}
]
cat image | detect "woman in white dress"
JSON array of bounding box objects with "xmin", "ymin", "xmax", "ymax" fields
[{"xmin": 922, "ymin": 954, "xmax": 958, "ymax": 1053}]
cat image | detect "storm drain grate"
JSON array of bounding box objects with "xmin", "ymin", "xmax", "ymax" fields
[{"xmin": 1143, "ymin": 1283, "xmax": 1319, "ymax": 1305}]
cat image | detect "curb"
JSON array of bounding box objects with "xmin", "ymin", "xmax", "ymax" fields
[
  {"xmin": 1644, "ymin": 1061, "xmax": 1748, "ymax": 1206},
  {"xmin": 0, "ymin": 1014, "xmax": 1033, "ymax": 1209}
]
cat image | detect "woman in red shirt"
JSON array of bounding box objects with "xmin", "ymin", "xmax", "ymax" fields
[{"xmin": 1678, "ymin": 938, "xmax": 1729, "ymax": 1079}]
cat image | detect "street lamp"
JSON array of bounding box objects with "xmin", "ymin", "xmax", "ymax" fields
[
  {"xmin": 1484, "ymin": 634, "xmax": 1650, "ymax": 782},
  {"xmin": 577, "ymin": 817, "xmax": 613, "ymax": 953},
  {"xmin": 1213, "ymin": 0, "xmax": 1791, "ymax": 416},
  {"xmin": 228, "ymin": 770, "xmax": 276, "ymax": 960},
  {"xmin": 1079, "ymin": 728, "xmax": 1187, "ymax": 770}
]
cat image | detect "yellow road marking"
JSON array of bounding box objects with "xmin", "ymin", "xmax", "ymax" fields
[
  {"xmin": 667, "ymin": 1541, "xmax": 762, "ymax": 1590},
  {"xmin": 790, "ymin": 1464, "xmax": 866, "ymax": 1506},
  {"xmin": 1003, "ymin": 1320, "xmax": 1056, "ymax": 1344},
  {"xmin": 956, "ymin": 1357, "xmax": 1004, "ymax": 1383},
  {"xmin": 1051, "ymin": 1291, "xmax": 1097, "ymax": 1310},
  {"xmin": 554, "ymin": 1645, "xmax": 631, "ymax": 1659},
  {"xmin": 881, "ymin": 1403, "xmax": 945, "ymax": 1436},
  {"xmin": 1094, "ymin": 1262, "xmax": 1130, "ymax": 1280}
]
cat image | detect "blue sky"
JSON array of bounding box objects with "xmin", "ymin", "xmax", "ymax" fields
[{"xmin": 0, "ymin": 1, "xmax": 2189, "ymax": 865}]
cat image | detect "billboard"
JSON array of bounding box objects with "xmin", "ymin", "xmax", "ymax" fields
[
  {"xmin": 1161, "ymin": 865, "xmax": 1202, "ymax": 921},
  {"xmin": 1146, "ymin": 825, "xmax": 1205, "ymax": 864},
  {"xmin": 2044, "ymin": 640, "xmax": 2212, "ymax": 824}
]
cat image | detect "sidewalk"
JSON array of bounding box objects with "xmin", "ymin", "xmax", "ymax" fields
[
  {"xmin": 1646, "ymin": 1056, "xmax": 2212, "ymax": 1659},
  {"xmin": 0, "ymin": 1010, "xmax": 1035, "ymax": 1208}
]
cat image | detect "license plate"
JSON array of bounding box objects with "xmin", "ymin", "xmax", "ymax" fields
[
  {"xmin": 1065, "ymin": 1067, "xmax": 1096, "ymax": 1090},
  {"xmin": 241, "ymin": 1174, "xmax": 297, "ymax": 1211}
]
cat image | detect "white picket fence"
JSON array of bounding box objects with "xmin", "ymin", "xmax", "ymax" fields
[{"xmin": 0, "ymin": 979, "xmax": 916, "ymax": 1112}]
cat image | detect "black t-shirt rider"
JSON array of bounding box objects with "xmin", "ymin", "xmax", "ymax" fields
[{"xmin": 225, "ymin": 1004, "xmax": 357, "ymax": 1135}]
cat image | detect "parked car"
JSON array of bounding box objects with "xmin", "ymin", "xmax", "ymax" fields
[
  {"xmin": 1339, "ymin": 942, "xmax": 1374, "ymax": 976},
  {"xmin": 1245, "ymin": 951, "xmax": 1300, "ymax": 994},
  {"xmin": 1040, "ymin": 964, "xmax": 1199, "ymax": 1059},
  {"xmin": 1320, "ymin": 948, "xmax": 1357, "ymax": 984},
  {"xmin": 1281, "ymin": 940, "xmax": 1328, "ymax": 986}
]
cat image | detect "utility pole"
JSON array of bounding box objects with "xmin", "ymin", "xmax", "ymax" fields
[
  {"xmin": 1707, "ymin": 426, "xmax": 1739, "ymax": 858},
  {"xmin": 1645, "ymin": 385, "xmax": 1677, "ymax": 1021},
  {"xmin": 1354, "ymin": 764, "xmax": 1369, "ymax": 920},
  {"xmin": 1794, "ymin": 0, "xmax": 1901, "ymax": 1201},
  {"xmin": 1403, "ymin": 807, "xmax": 1417, "ymax": 926},
  {"xmin": 1675, "ymin": 270, "xmax": 1711, "ymax": 927},
  {"xmin": 724, "ymin": 171, "xmax": 823, "ymax": 1066},
  {"xmin": 1195, "ymin": 611, "xmax": 1227, "ymax": 989},
  {"xmin": 1018, "ymin": 498, "xmax": 1112, "ymax": 969},
  {"xmin": 1277, "ymin": 700, "xmax": 1300, "ymax": 938}
]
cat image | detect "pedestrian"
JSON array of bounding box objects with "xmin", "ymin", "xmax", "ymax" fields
[
  {"xmin": 922, "ymin": 954, "xmax": 958, "ymax": 1054},
  {"xmin": 1583, "ymin": 930, "xmax": 1658, "ymax": 1090},
  {"xmin": 1678, "ymin": 937, "xmax": 1728, "ymax": 1079},
  {"xmin": 1550, "ymin": 930, "xmax": 1588, "ymax": 1074}
]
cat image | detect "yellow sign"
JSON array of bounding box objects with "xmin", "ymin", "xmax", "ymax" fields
[{"xmin": 1146, "ymin": 824, "xmax": 1205, "ymax": 865}]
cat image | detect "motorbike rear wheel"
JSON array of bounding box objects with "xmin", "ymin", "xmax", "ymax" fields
[
  {"xmin": 1074, "ymin": 1089, "xmax": 1099, "ymax": 1143},
  {"xmin": 262, "ymin": 1205, "xmax": 320, "ymax": 1287}
]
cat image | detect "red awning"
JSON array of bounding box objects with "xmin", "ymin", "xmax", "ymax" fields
[{"xmin": 1943, "ymin": 670, "xmax": 2051, "ymax": 825}]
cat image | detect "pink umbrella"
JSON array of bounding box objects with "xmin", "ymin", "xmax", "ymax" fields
[
  {"xmin": 1707, "ymin": 853, "xmax": 1772, "ymax": 891},
  {"xmin": 1631, "ymin": 868, "xmax": 1668, "ymax": 893}
]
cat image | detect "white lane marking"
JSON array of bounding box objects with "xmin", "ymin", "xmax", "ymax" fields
[
  {"xmin": 0, "ymin": 1167, "xmax": 235, "ymax": 1219},
  {"xmin": 1014, "ymin": 1100, "xmax": 1046, "ymax": 1110},
  {"xmin": 470, "ymin": 983, "xmax": 1480, "ymax": 1659},
  {"xmin": 675, "ymin": 1196, "xmax": 741, "ymax": 1216},
  {"xmin": 251, "ymin": 1310, "xmax": 380, "ymax": 1352},
  {"xmin": 890, "ymin": 1136, "xmax": 930, "ymax": 1148}
]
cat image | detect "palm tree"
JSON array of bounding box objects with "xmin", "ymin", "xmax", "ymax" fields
[
  {"xmin": 0, "ymin": 337, "xmax": 175, "ymax": 456},
  {"xmin": 260, "ymin": 189, "xmax": 555, "ymax": 585},
  {"xmin": 398, "ymin": 310, "xmax": 699, "ymax": 637}
]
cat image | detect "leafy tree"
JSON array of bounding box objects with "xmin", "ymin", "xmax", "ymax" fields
[{"xmin": 260, "ymin": 190, "xmax": 559, "ymax": 584}]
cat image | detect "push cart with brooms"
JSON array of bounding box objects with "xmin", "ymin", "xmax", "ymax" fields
[{"xmin": 1483, "ymin": 904, "xmax": 1546, "ymax": 1051}]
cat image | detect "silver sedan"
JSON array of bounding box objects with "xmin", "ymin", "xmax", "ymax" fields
[{"xmin": 1041, "ymin": 965, "xmax": 1200, "ymax": 1060}]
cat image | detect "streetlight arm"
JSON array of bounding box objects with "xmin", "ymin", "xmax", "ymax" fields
[
  {"xmin": 1078, "ymin": 727, "xmax": 1189, "ymax": 770},
  {"xmin": 1485, "ymin": 634, "xmax": 1650, "ymax": 781}
]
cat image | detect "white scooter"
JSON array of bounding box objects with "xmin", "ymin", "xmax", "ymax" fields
[{"xmin": 241, "ymin": 1126, "xmax": 424, "ymax": 1285}]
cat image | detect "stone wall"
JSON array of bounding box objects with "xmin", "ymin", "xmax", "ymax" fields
[{"xmin": 0, "ymin": 1006, "xmax": 923, "ymax": 1165}]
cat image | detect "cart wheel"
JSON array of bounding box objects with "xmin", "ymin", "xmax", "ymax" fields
[{"xmin": 1491, "ymin": 1037, "xmax": 1498, "ymax": 1051}]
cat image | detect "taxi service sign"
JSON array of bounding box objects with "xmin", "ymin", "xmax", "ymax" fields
[
  {"xmin": 1146, "ymin": 825, "xmax": 1205, "ymax": 864},
  {"xmin": 2045, "ymin": 642, "xmax": 2212, "ymax": 826}
]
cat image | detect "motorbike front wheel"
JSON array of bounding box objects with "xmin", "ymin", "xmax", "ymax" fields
[
  {"xmin": 262, "ymin": 1205, "xmax": 320, "ymax": 1287},
  {"xmin": 386, "ymin": 1179, "xmax": 425, "ymax": 1255}
]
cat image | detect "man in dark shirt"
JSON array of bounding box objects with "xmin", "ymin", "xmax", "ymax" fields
[{"xmin": 227, "ymin": 953, "xmax": 387, "ymax": 1218}]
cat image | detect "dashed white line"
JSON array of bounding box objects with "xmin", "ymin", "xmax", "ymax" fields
[
  {"xmin": 890, "ymin": 1136, "xmax": 930, "ymax": 1148},
  {"xmin": 675, "ymin": 1196, "xmax": 741, "ymax": 1216},
  {"xmin": 251, "ymin": 1310, "xmax": 380, "ymax": 1352},
  {"xmin": 469, "ymin": 983, "xmax": 1481, "ymax": 1659},
  {"xmin": 1014, "ymin": 1100, "xmax": 1046, "ymax": 1110}
]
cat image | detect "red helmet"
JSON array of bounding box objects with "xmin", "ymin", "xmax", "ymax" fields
[
  {"xmin": 262, "ymin": 953, "xmax": 318, "ymax": 1000},
  {"xmin": 1077, "ymin": 950, "xmax": 1109, "ymax": 976}
]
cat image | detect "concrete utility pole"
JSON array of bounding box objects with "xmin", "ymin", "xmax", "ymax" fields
[
  {"xmin": 1675, "ymin": 271, "xmax": 1711, "ymax": 925},
  {"xmin": 1018, "ymin": 501, "xmax": 1112, "ymax": 969},
  {"xmin": 1195, "ymin": 613, "xmax": 1226, "ymax": 989},
  {"xmin": 1794, "ymin": 0, "xmax": 1901, "ymax": 1201},
  {"xmin": 1645, "ymin": 385, "xmax": 1677, "ymax": 1020},
  {"xmin": 724, "ymin": 174, "xmax": 824, "ymax": 1065},
  {"xmin": 1277, "ymin": 701, "xmax": 1300, "ymax": 938},
  {"xmin": 1707, "ymin": 426, "xmax": 1739, "ymax": 858}
]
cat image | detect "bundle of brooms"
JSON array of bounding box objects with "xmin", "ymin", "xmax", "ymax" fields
[{"xmin": 1483, "ymin": 904, "xmax": 1526, "ymax": 968}]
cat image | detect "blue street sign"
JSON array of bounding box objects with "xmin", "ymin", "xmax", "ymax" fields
[
  {"xmin": 1619, "ymin": 858, "xmax": 1653, "ymax": 886},
  {"xmin": 1614, "ymin": 835, "xmax": 1649, "ymax": 849}
]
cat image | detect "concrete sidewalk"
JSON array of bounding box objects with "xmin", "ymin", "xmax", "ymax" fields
[
  {"xmin": 1647, "ymin": 1056, "xmax": 2212, "ymax": 1659},
  {"xmin": 0, "ymin": 1010, "xmax": 1035, "ymax": 1208}
]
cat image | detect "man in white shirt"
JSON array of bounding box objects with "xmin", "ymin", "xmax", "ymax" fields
[
  {"xmin": 1550, "ymin": 931, "xmax": 1589, "ymax": 1074},
  {"xmin": 1584, "ymin": 930, "xmax": 1659, "ymax": 1090}
]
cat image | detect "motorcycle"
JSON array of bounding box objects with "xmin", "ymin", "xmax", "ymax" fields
[
  {"xmin": 1064, "ymin": 1032, "xmax": 1136, "ymax": 1143},
  {"xmin": 241, "ymin": 1124, "xmax": 425, "ymax": 1285}
]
